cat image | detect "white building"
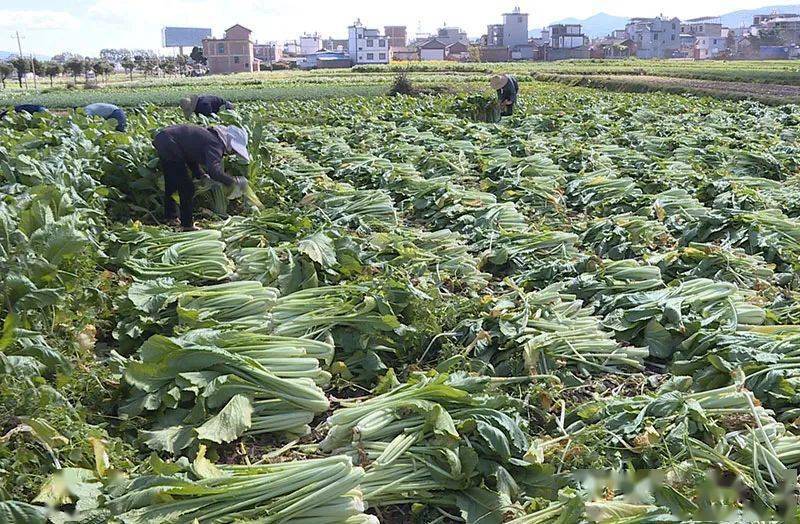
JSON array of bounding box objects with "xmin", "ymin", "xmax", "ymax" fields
[
  {"xmin": 695, "ymin": 34, "xmax": 725, "ymax": 59},
  {"xmin": 348, "ymin": 20, "xmax": 390, "ymax": 64},
  {"xmin": 626, "ymin": 16, "xmax": 682, "ymax": 58},
  {"xmin": 502, "ymin": 7, "xmax": 529, "ymax": 48},
  {"xmin": 300, "ymin": 34, "xmax": 321, "ymax": 56},
  {"xmin": 550, "ymin": 24, "xmax": 587, "ymax": 48}
]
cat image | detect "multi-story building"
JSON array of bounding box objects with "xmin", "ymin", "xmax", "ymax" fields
[
  {"xmin": 503, "ymin": 7, "xmax": 529, "ymax": 48},
  {"xmin": 300, "ymin": 34, "xmax": 321, "ymax": 56},
  {"xmin": 202, "ymin": 24, "xmax": 259, "ymax": 74},
  {"xmin": 436, "ymin": 26, "xmax": 468, "ymax": 45},
  {"xmin": 482, "ymin": 7, "xmax": 530, "ymax": 60},
  {"xmin": 486, "ymin": 24, "xmax": 505, "ymax": 46},
  {"xmin": 550, "ymin": 24, "xmax": 587, "ymax": 48},
  {"xmin": 283, "ymin": 40, "xmax": 301, "ymax": 56},
  {"xmin": 762, "ymin": 15, "xmax": 800, "ymax": 45},
  {"xmin": 253, "ymin": 42, "xmax": 282, "ymax": 64},
  {"xmin": 694, "ymin": 34, "xmax": 726, "ymax": 59},
  {"xmin": 384, "ymin": 26, "xmax": 407, "ymax": 49},
  {"xmin": 681, "ymin": 19, "xmax": 723, "ymax": 37},
  {"xmin": 548, "ymin": 24, "xmax": 589, "ymax": 60},
  {"xmin": 348, "ymin": 21, "xmax": 390, "ymax": 64},
  {"xmin": 753, "ymin": 13, "xmax": 799, "ymax": 26},
  {"xmin": 625, "ymin": 16, "xmax": 681, "ymax": 58},
  {"xmin": 322, "ymin": 37, "xmax": 349, "ymax": 53}
]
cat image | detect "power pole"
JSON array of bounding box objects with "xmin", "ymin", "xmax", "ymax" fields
[
  {"xmin": 12, "ymin": 31, "xmax": 33, "ymax": 89},
  {"xmin": 30, "ymin": 53, "xmax": 38, "ymax": 90}
]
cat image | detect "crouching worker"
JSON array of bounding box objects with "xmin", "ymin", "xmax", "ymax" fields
[
  {"xmin": 153, "ymin": 124, "xmax": 249, "ymax": 231},
  {"xmin": 490, "ymin": 74, "xmax": 519, "ymax": 117},
  {"xmin": 179, "ymin": 94, "xmax": 234, "ymax": 119},
  {"xmin": 85, "ymin": 103, "xmax": 127, "ymax": 132},
  {"xmin": 1, "ymin": 104, "xmax": 48, "ymax": 118}
]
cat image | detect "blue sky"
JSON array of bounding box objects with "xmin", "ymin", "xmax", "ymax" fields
[{"xmin": 1, "ymin": 0, "xmax": 787, "ymax": 56}]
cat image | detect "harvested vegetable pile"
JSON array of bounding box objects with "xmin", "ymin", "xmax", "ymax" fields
[{"xmin": 3, "ymin": 84, "xmax": 800, "ymax": 523}]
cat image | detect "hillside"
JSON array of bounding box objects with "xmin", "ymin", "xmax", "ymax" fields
[{"xmin": 538, "ymin": 12, "xmax": 628, "ymax": 38}]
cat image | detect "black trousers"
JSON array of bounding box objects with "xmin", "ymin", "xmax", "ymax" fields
[
  {"xmin": 153, "ymin": 132, "xmax": 196, "ymax": 227},
  {"xmin": 162, "ymin": 160, "xmax": 195, "ymax": 227}
]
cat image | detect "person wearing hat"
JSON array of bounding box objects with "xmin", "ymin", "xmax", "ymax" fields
[
  {"xmin": 84, "ymin": 102, "xmax": 127, "ymax": 132},
  {"xmin": 179, "ymin": 94, "xmax": 234, "ymax": 119},
  {"xmin": 489, "ymin": 74, "xmax": 519, "ymax": 117},
  {"xmin": 152, "ymin": 124, "xmax": 250, "ymax": 231}
]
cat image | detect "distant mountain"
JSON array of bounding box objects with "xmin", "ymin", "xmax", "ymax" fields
[
  {"xmin": 533, "ymin": 12, "xmax": 629, "ymax": 38},
  {"xmin": 716, "ymin": 4, "xmax": 800, "ymax": 28},
  {"xmin": 0, "ymin": 51, "xmax": 52, "ymax": 61}
]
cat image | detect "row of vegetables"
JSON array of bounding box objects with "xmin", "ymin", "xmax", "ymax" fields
[{"xmin": 2, "ymin": 84, "xmax": 800, "ymax": 522}]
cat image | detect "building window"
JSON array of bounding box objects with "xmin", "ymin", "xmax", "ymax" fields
[
  {"xmin": 672, "ymin": 35, "xmax": 676, "ymax": 40},
  {"xmin": 379, "ymin": 52, "xmax": 386, "ymax": 60},
  {"xmin": 218, "ymin": 43, "xmax": 225, "ymax": 53},
  {"xmin": 367, "ymin": 52, "xmax": 374, "ymax": 60},
  {"xmin": 358, "ymin": 47, "xmax": 363, "ymax": 51},
  {"xmin": 379, "ymin": 39, "xmax": 385, "ymax": 47},
  {"xmin": 518, "ymin": 16, "xmax": 523, "ymax": 22},
  {"xmin": 367, "ymin": 39, "xmax": 374, "ymax": 47}
]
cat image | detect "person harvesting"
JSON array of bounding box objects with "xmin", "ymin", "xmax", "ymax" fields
[
  {"xmin": 179, "ymin": 94, "xmax": 234, "ymax": 119},
  {"xmin": 153, "ymin": 124, "xmax": 249, "ymax": 231},
  {"xmin": 490, "ymin": 74, "xmax": 519, "ymax": 117},
  {"xmin": 84, "ymin": 103, "xmax": 127, "ymax": 132}
]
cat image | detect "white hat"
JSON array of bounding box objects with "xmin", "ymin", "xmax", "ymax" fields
[
  {"xmin": 490, "ymin": 74, "xmax": 509, "ymax": 90},
  {"xmin": 222, "ymin": 125, "xmax": 250, "ymax": 162}
]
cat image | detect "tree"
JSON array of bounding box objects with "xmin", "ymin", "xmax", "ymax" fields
[
  {"xmin": 91, "ymin": 60, "xmax": 105, "ymax": 83},
  {"xmin": 121, "ymin": 57, "xmax": 135, "ymax": 80},
  {"xmin": 10, "ymin": 56, "xmax": 29, "ymax": 88},
  {"xmin": 133, "ymin": 55, "xmax": 146, "ymax": 76},
  {"xmin": 44, "ymin": 61, "xmax": 63, "ymax": 87},
  {"xmin": 176, "ymin": 53, "xmax": 188, "ymax": 75},
  {"xmin": 190, "ymin": 46, "xmax": 207, "ymax": 65},
  {"xmin": 0, "ymin": 62, "xmax": 13, "ymax": 89},
  {"xmin": 100, "ymin": 61, "xmax": 115, "ymax": 82},
  {"xmin": 64, "ymin": 57, "xmax": 84, "ymax": 82},
  {"xmin": 142, "ymin": 57, "xmax": 159, "ymax": 77},
  {"xmin": 51, "ymin": 52, "xmax": 81, "ymax": 65},
  {"xmin": 161, "ymin": 57, "xmax": 177, "ymax": 76}
]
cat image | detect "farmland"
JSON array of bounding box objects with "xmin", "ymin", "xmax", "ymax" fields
[
  {"xmin": 3, "ymin": 59, "xmax": 800, "ymax": 108},
  {"xmin": 2, "ymin": 78, "xmax": 800, "ymax": 523}
]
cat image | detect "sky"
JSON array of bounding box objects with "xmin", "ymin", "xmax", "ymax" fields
[{"xmin": 0, "ymin": 0, "xmax": 792, "ymax": 56}]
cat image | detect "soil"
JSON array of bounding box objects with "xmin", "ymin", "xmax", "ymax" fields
[{"xmin": 540, "ymin": 73, "xmax": 800, "ymax": 105}]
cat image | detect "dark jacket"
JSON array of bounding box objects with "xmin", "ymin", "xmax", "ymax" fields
[
  {"xmin": 15, "ymin": 104, "xmax": 48, "ymax": 114},
  {"xmin": 152, "ymin": 125, "xmax": 234, "ymax": 186},
  {"xmin": 195, "ymin": 96, "xmax": 233, "ymax": 117},
  {"xmin": 497, "ymin": 76, "xmax": 519, "ymax": 103}
]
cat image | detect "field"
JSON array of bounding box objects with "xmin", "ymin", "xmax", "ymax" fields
[
  {"xmin": 2, "ymin": 77, "xmax": 800, "ymax": 523},
  {"xmin": 3, "ymin": 59, "xmax": 800, "ymax": 108}
]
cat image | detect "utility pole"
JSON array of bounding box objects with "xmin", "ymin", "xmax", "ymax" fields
[
  {"xmin": 30, "ymin": 53, "xmax": 38, "ymax": 90},
  {"xmin": 12, "ymin": 31, "xmax": 32, "ymax": 89}
]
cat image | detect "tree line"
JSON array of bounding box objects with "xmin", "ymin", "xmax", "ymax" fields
[{"xmin": 0, "ymin": 47, "xmax": 206, "ymax": 89}]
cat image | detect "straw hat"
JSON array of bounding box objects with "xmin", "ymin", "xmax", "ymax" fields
[
  {"xmin": 179, "ymin": 95, "xmax": 199, "ymax": 119},
  {"xmin": 216, "ymin": 125, "xmax": 251, "ymax": 162},
  {"xmin": 489, "ymin": 74, "xmax": 509, "ymax": 90}
]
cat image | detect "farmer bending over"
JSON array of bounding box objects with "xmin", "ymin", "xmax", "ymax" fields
[
  {"xmin": 153, "ymin": 124, "xmax": 249, "ymax": 231},
  {"xmin": 1, "ymin": 104, "xmax": 48, "ymax": 118},
  {"xmin": 490, "ymin": 74, "xmax": 519, "ymax": 117},
  {"xmin": 179, "ymin": 94, "xmax": 234, "ymax": 119},
  {"xmin": 85, "ymin": 103, "xmax": 127, "ymax": 132}
]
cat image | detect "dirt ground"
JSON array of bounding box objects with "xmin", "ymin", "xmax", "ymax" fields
[{"xmin": 542, "ymin": 73, "xmax": 800, "ymax": 105}]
